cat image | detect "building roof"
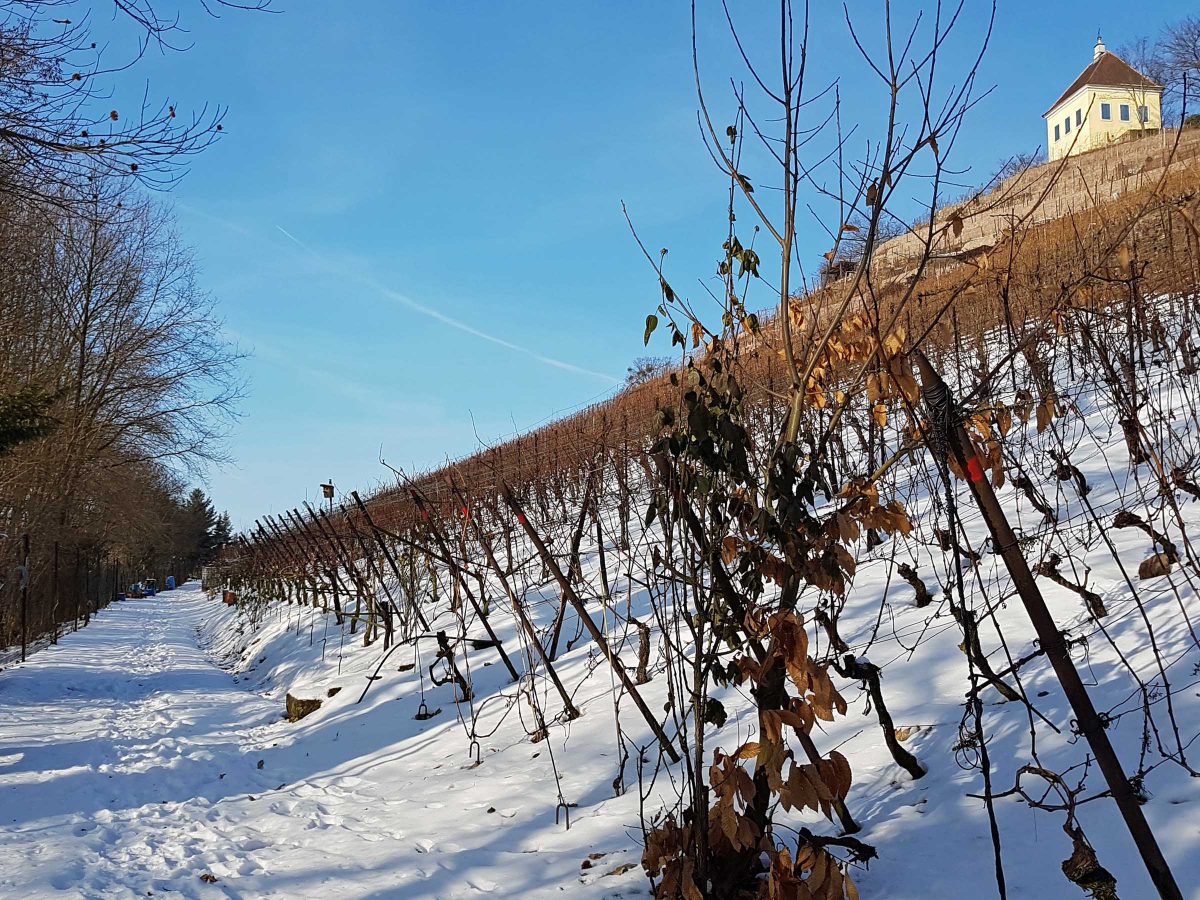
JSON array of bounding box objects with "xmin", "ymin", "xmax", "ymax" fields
[{"xmin": 1045, "ymin": 51, "xmax": 1163, "ymax": 116}]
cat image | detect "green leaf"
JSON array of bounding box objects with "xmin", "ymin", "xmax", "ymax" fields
[{"xmin": 643, "ymin": 314, "xmax": 658, "ymax": 346}]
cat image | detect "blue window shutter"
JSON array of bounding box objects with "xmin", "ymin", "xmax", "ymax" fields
[
  {"xmin": 1054, "ymin": 124, "xmax": 1060, "ymax": 141},
  {"xmin": 1101, "ymin": 103, "xmax": 1111, "ymax": 120},
  {"xmin": 1120, "ymin": 104, "xmax": 1130, "ymax": 121}
]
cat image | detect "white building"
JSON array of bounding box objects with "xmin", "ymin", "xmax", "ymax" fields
[{"xmin": 1044, "ymin": 35, "xmax": 1163, "ymax": 161}]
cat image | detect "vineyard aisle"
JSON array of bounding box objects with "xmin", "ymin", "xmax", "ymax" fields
[{"xmin": 0, "ymin": 584, "xmax": 642, "ymax": 899}]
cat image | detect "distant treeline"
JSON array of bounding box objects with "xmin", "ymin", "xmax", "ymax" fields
[{"xmin": 0, "ymin": 0, "xmax": 253, "ymax": 649}]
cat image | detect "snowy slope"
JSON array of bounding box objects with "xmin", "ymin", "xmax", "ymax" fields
[{"xmin": 3, "ymin": 330, "xmax": 1200, "ymax": 898}]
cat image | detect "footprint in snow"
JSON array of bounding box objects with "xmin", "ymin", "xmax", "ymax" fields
[
  {"xmin": 48, "ymin": 863, "xmax": 86, "ymax": 891},
  {"xmin": 237, "ymin": 858, "xmax": 264, "ymax": 876}
]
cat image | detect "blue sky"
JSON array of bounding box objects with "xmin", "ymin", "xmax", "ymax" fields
[{"xmin": 107, "ymin": 1, "xmax": 1191, "ymax": 528}]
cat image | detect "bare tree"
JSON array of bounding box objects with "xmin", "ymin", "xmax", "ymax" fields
[
  {"xmin": 625, "ymin": 356, "xmax": 673, "ymax": 387},
  {"xmin": 0, "ymin": 0, "xmax": 271, "ymax": 200},
  {"xmin": 1120, "ymin": 16, "xmax": 1199, "ymax": 125},
  {"xmin": 0, "ymin": 174, "xmax": 242, "ymax": 647}
]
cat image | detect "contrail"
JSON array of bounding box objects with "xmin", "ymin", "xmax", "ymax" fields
[
  {"xmin": 275, "ymin": 224, "xmax": 309, "ymax": 251},
  {"xmin": 273, "ymin": 225, "xmax": 619, "ymax": 384}
]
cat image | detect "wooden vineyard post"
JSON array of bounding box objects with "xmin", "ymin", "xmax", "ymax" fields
[
  {"xmin": 285, "ymin": 509, "xmax": 332, "ymax": 610},
  {"xmin": 409, "ymin": 492, "xmax": 521, "ymax": 683},
  {"xmin": 460, "ymin": 490, "xmax": 580, "ymax": 720},
  {"xmin": 254, "ymin": 520, "xmax": 282, "ymax": 596},
  {"xmin": 19, "ymin": 533, "xmax": 29, "ymax": 662},
  {"xmin": 276, "ymin": 512, "xmax": 320, "ymax": 606},
  {"xmin": 341, "ymin": 513, "xmax": 399, "ymax": 646},
  {"xmin": 503, "ymin": 488, "xmax": 681, "ymax": 763},
  {"xmin": 350, "ymin": 491, "xmax": 431, "ymax": 636},
  {"xmin": 261, "ymin": 518, "xmax": 312, "ymax": 602},
  {"xmin": 300, "ymin": 504, "xmax": 351, "ymax": 625},
  {"xmin": 913, "ymin": 349, "xmax": 1183, "ymax": 900},
  {"xmin": 348, "ymin": 491, "xmax": 471, "ymax": 694},
  {"xmin": 258, "ymin": 518, "xmax": 304, "ymax": 602}
]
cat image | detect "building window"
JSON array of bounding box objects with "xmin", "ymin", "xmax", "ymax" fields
[
  {"xmin": 1120, "ymin": 104, "xmax": 1130, "ymax": 121},
  {"xmin": 1054, "ymin": 124, "xmax": 1060, "ymax": 141},
  {"xmin": 1101, "ymin": 102, "xmax": 1111, "ymax": 120},
  {"xmin": 1064, "ymin": 116, "xmax": 1071, "ymax": 134},
  {"xmin": 1075, "ymin": 109, "xmax": 1082, "ymax": 127},
  {"xmin": 1139, "ymin": 105, "xmax": 1149, "ymax": 123}
]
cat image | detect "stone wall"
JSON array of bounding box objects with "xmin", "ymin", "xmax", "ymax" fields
[{"xmin": 872, "ymin": 128, "xmax": 1200, "ymax": 269}]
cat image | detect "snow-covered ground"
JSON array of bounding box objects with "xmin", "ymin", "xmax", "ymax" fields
[
  {"xmin": 3, "ymin": 324, "xmax": 1200, "ymax": 898},
  {"xmin": 2, "ymin": 540, "xmax": 1198, "ymax": 898},
  {"xmin": 0, "ymin": 585, "xmax": 653, "ymax": 899}
]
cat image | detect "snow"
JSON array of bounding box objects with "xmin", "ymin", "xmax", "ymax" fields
[
  {"xmin": 3, "ymin": 325, "xmax": 1200, "ymax": 898},
  {"xmin": 0, "ymin": 587, "xmax": 652, "ymax": 898},
  {"xmin": 2, "ymin": 556, "xmax": 1196, "ymax": 897}
]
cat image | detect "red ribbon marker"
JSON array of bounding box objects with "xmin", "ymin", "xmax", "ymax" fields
[{"xmin": 965, "ymin": 455, "xmax": 986, "ymax": 483}]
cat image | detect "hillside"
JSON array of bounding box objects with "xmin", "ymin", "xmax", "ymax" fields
[
  {"xmin": 4, "ymin": 309, "xmax": 1200, "ymax": 896},
  {"xmin": 4, "ymin": 3, "xmax": 1200, "ymax": 897},
  {"xmin": 206, "ymin": 134, "xmax": 1200, "ymax": 896},
  {"xmin": 5, "ymin": 131, "xmax": 1200, "ymax": 900},
  {"xmin": 326, "ymin": 128, "xmax": 1200, "ymax": 534}
]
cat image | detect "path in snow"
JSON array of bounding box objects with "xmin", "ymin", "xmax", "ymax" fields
[
  {"xmin": 0, "ymin": 584, "xmax": 644, "ymax": 899},
  {"xmin": 0, "ymin": 587, "xmax": 288, "ymax": 897}
]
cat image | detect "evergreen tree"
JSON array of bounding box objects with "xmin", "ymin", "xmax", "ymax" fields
[
  {"xmin": 0, "ymin": 387, "xmax": 56, "ymax": 456},
  {"xmin": 210, "ymin": 512, "xmax": 232, "ymax": 557},
  {"xmin": 176, "ymin": 489, "xmax": 217, "ymax": 574}
]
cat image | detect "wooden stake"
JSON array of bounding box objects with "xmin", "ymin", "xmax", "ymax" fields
[
  {"xmin": 503, "ymin": 488, "xmax": 680, "ymax": 764},
  {"xmin": 462, "ymin": 491, "xmax": 579, "ymax": 720},
  {"xmin": 411, "ymin": 491, "xmax": 521, "ymax": 683},
  {"xmin": 913, "ymin": 348, "xmax": 1182, "ymax": 900}
]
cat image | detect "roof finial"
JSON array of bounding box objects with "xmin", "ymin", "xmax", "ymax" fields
[{"xmin": 1094, "ymin": 32, "xmax": 1106, "ymax": 62}]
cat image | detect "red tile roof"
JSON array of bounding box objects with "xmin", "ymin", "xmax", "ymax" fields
[{"xmin": 1045, "ymin": 52, "xmax": 1163, "ymax": 116}]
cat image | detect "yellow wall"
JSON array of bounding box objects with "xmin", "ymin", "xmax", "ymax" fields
[{"xmin": 1045, "ymin": 86, "xmax": 1162, "ymax": 160}]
